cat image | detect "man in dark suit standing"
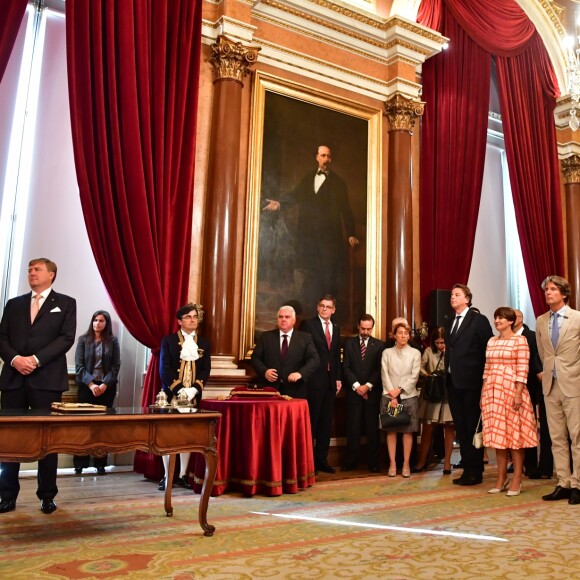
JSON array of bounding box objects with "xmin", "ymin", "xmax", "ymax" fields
[
  {"xmin": 445, "ymin": 284, "xmax": 493, "ymax": 486},
  {"xmin": 251, "ymin": 305, "xmax": 319, "ymax": 400},
  {"xmin": 300, "ymin": 295, "xmax": 342, "ymax": 474},
  {"xmin": 342, "ymin": 314, "xmax": 386, "ymax": 472},
  {"xmin": 0, "ymin": 258, "xmax": 76, "ymax": 514},
  {"xmin": 158, "ymin": 303, "xmax": 211, "ymax": 491},
  {"xmin": 514, "ymin": 309, "xmax": 552, "ymax": 479},
  {"xmin": 263, "ymin": 145, "xmax": 359, "ymax": 312}
]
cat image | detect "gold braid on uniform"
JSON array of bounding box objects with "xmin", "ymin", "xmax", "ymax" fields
[{"xmin": 169, "ymin": 330, "xmax": 199, "ymax": 393}]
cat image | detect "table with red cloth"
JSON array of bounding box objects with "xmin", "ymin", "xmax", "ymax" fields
[{"xmin": 191, "ymin": 398, "xmax": 315, "ymax": 497}]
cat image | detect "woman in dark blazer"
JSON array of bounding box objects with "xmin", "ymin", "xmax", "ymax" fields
[{"xmin": 74, "ymin": 310, "xmax": 121, "ymax": 475}]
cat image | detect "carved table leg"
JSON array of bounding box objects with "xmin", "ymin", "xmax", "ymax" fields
[
  {"xmin": 164, "ymin": 454, "xmax": 175, "ymax": 517},
  {"xmin": 198, "ymin": 447, "xmax": 218, "ymax": 536}
]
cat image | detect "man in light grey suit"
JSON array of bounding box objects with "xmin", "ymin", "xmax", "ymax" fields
[{"xmin": 536, "ymin": 275, "xmax": 580, "ymax": 505}]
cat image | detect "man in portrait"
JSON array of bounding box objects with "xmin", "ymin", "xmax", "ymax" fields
[
  {"xmin": 158, "ymin": 303, "xmax": 211, "ymax": 491},
  {"xmin": 251, "ymin": 305, "xmax": 319, "ymax": 400},
  {"xmin": 536, "ymin": 276, "xmax": 580, "ymax": 505},
  {"xmin": 0, "ymin": 258, "xmax": 77, "ymax": 514},
  {"xmin": 263, "ymin": 145, "xmax": 359, "ymax": 315},
  {"xmin": 300, "ymin": 295, "xmax": 342, "ymax": 474}
]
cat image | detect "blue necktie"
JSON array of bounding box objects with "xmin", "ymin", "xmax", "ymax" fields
[
  {"xmin": 551, "ymin": 313, "xmax": 560, "ymax": 349},
  {"xmin": 551, "ymin": 313, "xmax": 559, "ymax": 378}
]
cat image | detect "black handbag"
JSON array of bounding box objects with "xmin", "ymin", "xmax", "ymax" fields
[
  {"xmin": 379, "ymin": 396, "xmax": 411, "ymax": 429},
  {"xmin": 423, "ymin": 354, "xmax": 445, "ymax": 403}
]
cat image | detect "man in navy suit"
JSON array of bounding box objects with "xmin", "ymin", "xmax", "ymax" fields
[
  {"xmin": 342, "ymin": 314, "xmax": 386, "ymax": 472},
  {"xmin": 0, "ymin": 258, "xmax": 76, "ymax": 514},
  {"xmin": 300, "ymin": 295, "xmax": 342, "ymax": 473},
  {"xmin": 263, "ymin": 145, "xmax": 359, "ymax": 313},
  {"xmin": 158, "ymin": 303, "xmax": 211, "ymax": 491},
  {"xmin": 445, "ymin": 284, "xmax": 493, "ymax": 486},
  {"xmin": 251, "ymin": 305, "xmax": 319, "ymax": 400}
]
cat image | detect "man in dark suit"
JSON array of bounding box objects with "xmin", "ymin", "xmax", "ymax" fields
[
  {"xmin": 251, "ymin": 305, "xmax": 319, "ymax": 400},
  {"xmin": 300, "ymin": 295, "xmax": 342, "ymax": 473},
  {"xmin": 445, "ymin": 284, "xmax": 493, "ymax": 486},
  {"xmin": 342, "ymin": 313, "xmax": 386, "ymax": 472},
  {"xmin": 514, "ymin": 309, "xmax": 553, "ymax": 479},
  {"xmin": 0, "ymin": 258, "xmax": 76, "ymax": 514},
  {"xmin": 263, "ymin": 145, "xmax": 359, "ymax": 312},
  {"xmin": 158, "ymin": 303, "xmax": 211, "ymax": 491}
]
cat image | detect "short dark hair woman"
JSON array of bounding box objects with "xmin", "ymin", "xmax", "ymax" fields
[{"xmin": 73, "ymin": 310, "xmax": 121, "ymax": 475}]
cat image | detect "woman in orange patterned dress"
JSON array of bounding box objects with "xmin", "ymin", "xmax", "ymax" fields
[{"xmin": 481, "ymin": 307, "xmax": 537, "ymax": 497}]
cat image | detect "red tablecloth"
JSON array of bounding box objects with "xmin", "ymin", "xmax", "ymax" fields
[{"xmin": 192, "ymin": 398, "xmax": 315, "ymax": 496}]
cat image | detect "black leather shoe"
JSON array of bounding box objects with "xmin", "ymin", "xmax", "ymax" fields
[
  {"xmin": 316, "ymin": 464, "xmax": 336, "ymax": 474},
  {"xmin": 341, "ymin": 464, "xmax": 356, "ymax": 471},
  {"xmin": 40, "ymin": 499, "xmax": 57, "ymax": 514},
  {"xmin": 452, "ymin": 461, "xmax": 463, "ymax": 469},
  {"xmin": 526, "ymin": 470, "xmax": 552, "ymax": 480},
  {"xmin": 542, "ymin": 486, "xmax": 572, "ymax": 501},
  {"xmin": 96, "ymin": 467, "xmax": 106, "ymax": 475},
  {"xmin": 174, "ymin": 477, "xmax": 191, "ymax": 489},
  {"xmin": 74, "ymin": 467, "xmax": 83, "ymax": 475},
  {"xmin": 569, "ymin": 488, "xmax": 580, "ymax": 505},
  {"xmin": 411, "ymin": 464, "xmax": 427, "ymax": 473},
  {"xmin": 453, "ymin": 475, "xmax": 482, "ymax": 486},
  {"xmin": 0, "ymin": 499, "xmax": 16, "ymax": 513},
  {"xmin": 158, "ymin": 478, "xmax": 166, "ymax": 491}
]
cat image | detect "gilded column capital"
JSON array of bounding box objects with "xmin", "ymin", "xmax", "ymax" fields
[
  {"xmin": 561, "ymin": 155, "xmax": 580, "ymax": 185},
  {"xmin": 209, "ymin": 36, "xmax": 261, "ymax": 83},
  {"xmin": 384, "ymin": 93, "xmax": 425, "ymax": 132}
]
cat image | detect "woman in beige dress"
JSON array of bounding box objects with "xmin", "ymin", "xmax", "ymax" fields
[{"xmin": 381, "ymin": 322, "xmax": 421, "ymax": 477}]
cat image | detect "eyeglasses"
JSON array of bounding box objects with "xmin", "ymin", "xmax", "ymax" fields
[
  {"xmin": 181, "ymin": 314, "xmax": 198, "ymax": 320},
  {"xmin": 318, "ymin": 304, "xmax": 334, "ymax": 310}
]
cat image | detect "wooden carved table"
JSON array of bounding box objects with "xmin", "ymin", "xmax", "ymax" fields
[{"xmin": 0, "ymin": 407, "xmax": 221, "ymax": 536}]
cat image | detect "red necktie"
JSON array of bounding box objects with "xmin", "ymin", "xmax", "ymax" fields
[
  {"xmin": 324, "ymin": 321, "xmax": 331, "ymax": 350},
  {"xmin": 281, "ymin": 334, "xmax": 289, "ymax": 359}
]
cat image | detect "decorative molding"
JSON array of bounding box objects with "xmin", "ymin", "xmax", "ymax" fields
[
  {"xmin": 561, "ymin": 154, "xmax": 580, "ymax": 184},
  {"xmin": 252, "ymin": 0, "xmax": 446, "ymax": 64},
  {"xmin": 384, "ymin": 92, "xmax": 424, "ymax": 131},
  {"xmin": 209, "ymin": 36, "xmax": 261, "ymax": 82}
]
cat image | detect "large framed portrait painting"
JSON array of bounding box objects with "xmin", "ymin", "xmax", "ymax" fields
[{"xmin": 241, "ymin": 72, "xmax": 382, "ymax": 357}]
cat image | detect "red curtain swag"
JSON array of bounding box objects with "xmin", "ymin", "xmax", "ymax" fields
[
  {"xmin": 66, "ymin": 0, "xmax": 202, "ymax": 477},
  {"xmin": 418, "ymin": 0, "xmax": 564, "ymax": 316},
  {"xmin": 0, "ymin": 0, "xmax": 28, "ymax": 84}
]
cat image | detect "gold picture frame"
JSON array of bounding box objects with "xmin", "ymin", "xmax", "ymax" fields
[{"xmin": 240, "ymin": 71, "xmax": 382, "ymax": 358}]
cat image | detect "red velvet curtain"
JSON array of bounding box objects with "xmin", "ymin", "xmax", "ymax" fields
[
  {"xmin": 419, "ymin": 2, "xmax": 491, "ymax": 310},
  {"xmin": 0, "ymin": 0, "xmax": 27, "ymax": 84},
  {"xmin": 496, "ymin": 34, "xmax": 565, "ymax": 314},
  {"xmin": 418, "ymin": 0, "xmax": 564, "ymax": 317},
  {"xmin": 66, "ymin": 0, "xmax": 201, "ymax": 445}
]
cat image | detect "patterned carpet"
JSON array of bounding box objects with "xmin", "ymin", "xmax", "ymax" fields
[{"xmin": 0, "ymin": 469, "xmax": 578, "ymax": 579}]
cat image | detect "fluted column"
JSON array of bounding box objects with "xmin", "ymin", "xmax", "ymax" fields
[
  {"xmin": 384, "ymin": 93, "xmax": 424, "ymax": 324},
  {"xmin": 201, "ymin": 36, "xmax": 260, "ymax": 374},
  {"xmin": 561, "ymin": 155, "xmax": 580, "ymax": 308}
]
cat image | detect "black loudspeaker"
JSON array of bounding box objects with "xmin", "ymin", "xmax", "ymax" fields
[{"xmin": 429, "ymin": 289, "xmax": 454, "ymax": 329}]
